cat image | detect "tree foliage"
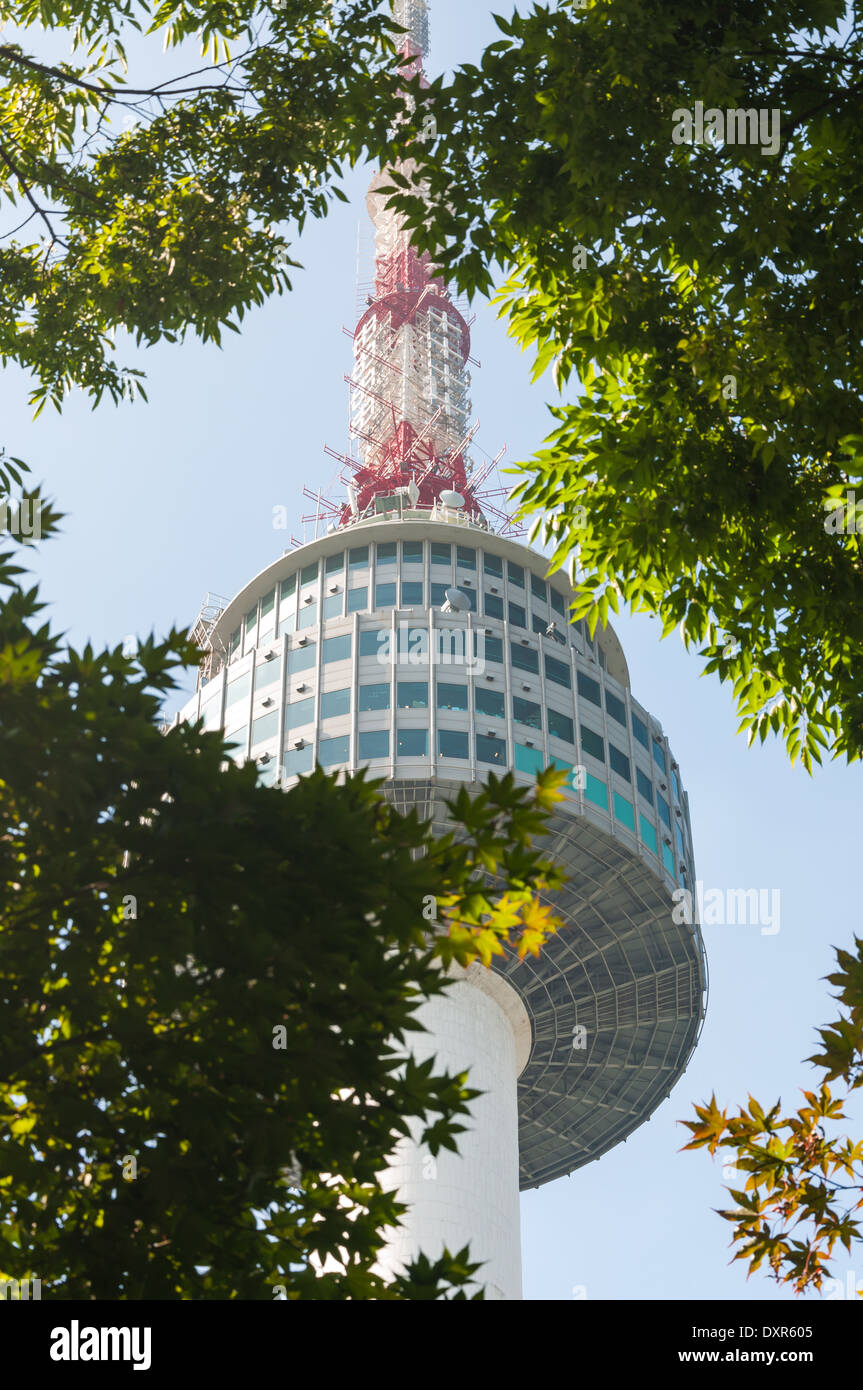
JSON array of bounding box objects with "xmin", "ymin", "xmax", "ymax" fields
[
  {"xmin": 390, "ymin": 0, "xmax": 863, "ymax": 769},
  {"xmin": 0, "ymin": 0, "xmax": 404, "ymax": 410},
  {"xmin": 682, "ymin": 938, "xmax": 863, "ymax": 1294},
  {"xmin": 0, "ymin": 513, "xmax": 567, "ymax": 1299}
]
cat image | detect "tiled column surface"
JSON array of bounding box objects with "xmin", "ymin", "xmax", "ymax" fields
[{"xmin": 376, "ymin": 963, "xmax": 531, "ymax": 1301}]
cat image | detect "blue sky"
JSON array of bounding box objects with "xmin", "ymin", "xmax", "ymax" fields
[{"xmin": 1, "ymin": 0, "xmax": 861, "ymax": 1301}]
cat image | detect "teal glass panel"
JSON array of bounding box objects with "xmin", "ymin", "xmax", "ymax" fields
[
  {"xmin": 514, "ymin": 743, "xmax": 544, "ymax": 775},
  {"xmin": 640, "ymin": 814, "xmax": 658, "ymax": 853},
  {"xmin": 613, "ymin": 791, "xmax": 635, "ymax": 830},
  {"xmin": 585, "ymin": 773, "xmax": 608, "ymax": 810}
]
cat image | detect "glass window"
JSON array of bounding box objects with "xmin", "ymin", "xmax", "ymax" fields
[
  {"xmin": 548, "ymin": 708, "xmax": 575, "ymax": 744},
  {"xmin": 323, "ymin": 634, "xmax": 352, "ymax": 664},
  {"xmin": 476, "ymin": 733, "xmax": 506, "ymax": 766},
  {"xmin": 298, "ymin": 603, "xmax": 317, "ymax": 630},
  {"xmin": 301, "ymin": 562, "xmax": 318, "ymax": 585},
  {"xmin": 323, "ymin": 593, "xmax": 343, "ymax": 620},
  {"xmin": 614, "ymin": 792, "xmax": 635, "ymax": 831},
  {"xmin": 509, "ymin": 601, "xmax": 527, "ymax": 629},
  {"xmin": 483, "ymin": 553, "xmax": 503, "ymax": 578},
  {"xmin": 320, "ymin": 735, "xmax": 350, "ymax": 767},
  {"xmin": 632, "ymin": 713, "xmax": 649, "ymax": 749},
  {"xmin": 584, "ymin": 773, "xmax": 608, "ymax": 810},
  {"xmin": 640, "ymin": 814, "xmax": 658, "ymax": 853},
  {"xmin": 530, "ymin": 574, "xmax": 547, "ymax": 603},
  {"xmin": 545, "ymin": 654, "xmax": 571, "ymax": 689},
  {"xmin": 549, "ymin": 754, "xmax": 573, "ymax": 780},
  {"xmin": 653, "ymin": 738, "xmax": 667, "ymax": 774},
  {"xmin": 244, "ymin": 606, "xmax": 257, "ymax": 636},
  {"xmin": 359, "ymin": 729, "xmax": 389, "ymax": 760},
  {"xmin": 511, "ymin": 642, "xmax": 539, "ymax": 674},
  {"xmin": 349, "ymin": 546, "xmax": 369, "ymax": 570},
  {"xmin": 224, "ymin": 723, "xmax": 247, "ymax": 752},
  {"xmin": 261, "ymin": 590, "xmax": 275, "ymax": 620},
  {"xmin": 458, "ymin": 586, "xmax": 477, "ymax": 612},
  {"xmin": 321, "ymin": 687, "xmax": 351, "ymax": 720},
  {"xmin": 606, "ymin": 690, "xmax": 626, "ymax": 726},
  {"xmin": 283, "ymin": 745, "xmax": 313, "ymax": 777},
  {"xmin": 577, "ymin": 670, "xmax": 602, "ymax": 706},
  {"xmin": 226, "ymin": 670, "xmax": 251, "ymax": 708},
  {"xmin": 254, "ymin": 657, "xmax": 281, "ymax": 692},
  {"xmin": 252, "ymin": 710, "xmax": 279, "ymax": 747},
  {"xmin": 258, "ymin": 761, "xmax": 280, "ymax": 788},
  {"xmin": 375, "ymin": 582, "xmax": 397, "ymax": 608},
  {"xmin": 401, "ymin": 581, "xmax": 424, "ymax": 607},
  {"xmin": 438, "ymin": 729, "xmax": 469, "ymax": 760},
  {"xmin": 513, "ymin": 696, "xmax": 542, "ymax": 730},
  {"xmin": 402, "ymin": 540, "xmax": 423, "ymax": 563},
  {"xmin": 200, "ymin": 689, "xmax": 222, "ymax": 729},
  {"xmin": 347, "ymin": 586, "xmax": 368, "ymax": 613},
  {"xmin": 376, "ymin": 541, "xmax": 397, "ymax": 566},
  {"xmin": 484, "ymin": 593, "xmax": 504, "ymax": 620},
  {"xmin": 475, "ymin": 687, "xmax": 505, "ymax": 720},
  {"xmin": 397, "ymin": 624, "xmax": 428, "ymax": 662},
  {"xmin": 325, "ymin": 552, "xmax": 345, "ymax": 575},
  {"xmin": 550, "ymin": 589, "xmax": 565, "ymax": 618},
  {"xmin": 288, "ymin": 641, "xmax": 316, "ymax": 674},
  {"xmin": 431, "ymin": 542, "xmax": 452, "ymax": 567},
  {"xmin": 672, "ymin": 768, "xmax": 681, "ymax": 802},
  {"xmin": 661, "ymin": 842, "xmax": 675, "ymax": 877},
  {"xmin": 397, "ymin": 681, "xmax": 428, "ymax": 710},
  {"xmin": 430, "ymin": 582, "xmax": 449, "ymax": 606},
  {"xmin": 581, "ymin": 725, "xmax": 605, "ymax": 761},
  {"xmin": 285, "ymin": 696, "xmax": 315, "ymax": 729},
  {"xmin": 229, "ymin": 628, "xmax": 241, "ymax": 658},
  {"xmin": 437, "ymin": 682, "xmax": 468, "ymax": 711},
  {"xmin": 532, "ymin": 614, "xmax": 548, "ymax": 636},
  {"xmin": 359, "ymin": 683, "xmax": 390, "ymax": 712},
  {"xmin": 637, "ymin": 767, "xmax": 654, "ymax": 805},
  {"xmin": 281, "ymin": 574, "xmax": 297, "ymax": 600},
  {"xmin": 658, "ymin": 794, "xmax": 672, "ymax": 830},
  {"xmin": 515, "ymin": 743, "xmax": 544, "ymax": 775},
  {"xmin": 278, "ymin": 609, "xmax": 296, "ymax": 637},
  {"xmin": 507, "ymin": 561, "xmax": 524, "ymax": 588},
  {"xmin": 675, "ymin": 822, "xmax": 686, "ymax": 858},
  {"xmin": 483, "ymin": 635, "xmax": 504, "ymax": 665},
  {"xmin": 456, "ymin": 545, "xmax": 476, "ymax": 571},
  {"xmin": 397, "ymin": 728, "xmax": 428, "ymax": 757},
  {"xmin": 359, "ymin": 628, "xmax": 387, "ymax": 658},
  {"xmin": 609, "ymin": 744, "xmax": 631, "ymax": 781}
]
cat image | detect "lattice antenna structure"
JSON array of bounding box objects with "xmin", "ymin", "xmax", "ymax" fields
[
  {"xmin": 189, "ymin": 593, "xmax": 229, "ymax": 685},
  {"xmin": 393, "ymin": 0, "xmax": 429, "ymax": 59},
  {"xmin": 327, "ymin": 0, "xmax": 517, "ymax": 533}
]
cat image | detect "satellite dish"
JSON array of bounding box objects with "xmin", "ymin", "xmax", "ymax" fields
[
  {"xmin": 442, "ymin": 587, "xmax": 470, "ymax": 613},
  {"xmin": 406, "ymin": 478, "xmax": 420, "ymax": 506},
  {"xmin": 439, "ymin": 490, "xmax": 465, "ymax": 509}
]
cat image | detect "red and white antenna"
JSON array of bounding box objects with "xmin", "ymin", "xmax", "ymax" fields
[{"xmin": 326, "ymin": 0, "xmax": 521, "ymax": 535}]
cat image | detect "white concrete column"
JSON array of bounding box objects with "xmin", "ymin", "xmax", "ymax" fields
[{"xmin": 377, "ymin": 963, "xmax": 531, "ymax": 1300}]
